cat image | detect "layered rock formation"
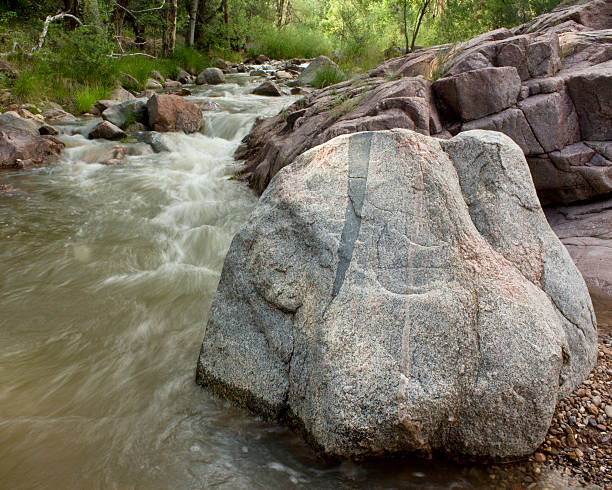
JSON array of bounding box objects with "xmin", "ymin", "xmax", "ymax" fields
[
  {"xmin": 197, "ymin": 129, "xmax": 598, "ymax": 461},
  {"xmin": 237, "ymin": 0, "xmax": 611, "ymax": 204}
]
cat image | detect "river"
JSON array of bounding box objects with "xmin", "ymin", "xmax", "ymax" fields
[{"xmin": 0, "ymin": 75, "xmax": 566, "ymax": 489}]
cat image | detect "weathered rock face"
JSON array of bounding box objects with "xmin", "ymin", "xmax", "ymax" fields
[
  {"xmin": 147, "ymin": 94, "xmax": 202, "ymax": 133},
  {"xmin": 237, "ymin": 0, "xmax": 612, "ymax": 206},
  {"xmin": 197, "ymin": 129, "xmax": 597, "ymax": 461},
  {"xmin": 546, "ymin": 196, "xmax": 612, "ymax": 329},
  {"xmin": 102, "ymin": 98, "xmax": 148, "ymax": 129}
]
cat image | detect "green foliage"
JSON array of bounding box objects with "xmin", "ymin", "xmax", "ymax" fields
[
  {"xmin": 11, "ymin": 69, "xmax": 41, "ymax": 101},
  {"xmin": 171, "ymin": 47, "xmax": 211, "ymax": 75},
  {"xmin": 74, "ymin": 85, "xmax": 109, "ymax": 114},
  {"xmin": 311, "ymin": 65, "xmax": 346, "ymax": 88},
  {"xmin": 247, "ymin": 24, "xmax": 332, "ymax": 60},
  {"xmin": 45, "ymin": 25, "xmax": 116, "ymax": 85}
]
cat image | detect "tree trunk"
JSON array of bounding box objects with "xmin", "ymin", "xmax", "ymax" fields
[
  {"xmin": 222, "ymin": 0, "xmax": 228, "ymax": 25},
  {"xmin": 168, "ymin": 0, "xmax": 177, "ymax": 55},
  {"xmin": 403, "ymin": 0, "xmax": 409, "ymax": 54},
  {"xmin": 111, "ymin": 0, "xmax": 131, "ymax": 36},
  {"xmin": 188, "ymin": 0, "xmax": 199, "ymax": 46},
  {"xmin": 277, "ymin": 0, "xmax": 285, "ymax": 28},
  {"xmin": 410, "ymin": 0, "xmax": 431, "ymax": 52}
]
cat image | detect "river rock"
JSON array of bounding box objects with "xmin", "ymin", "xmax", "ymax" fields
[
  {"xmin": 0, "ymin": 131, "xmax": 64, "ymax": 168},
  {"xmin": 255, "ymin": 54, "xmax": 270, "ymax": 64},
  {"xmin": 151, "ymin": 70, "xmax": 165, "ymax": 83},
  {"xmin": 88, "ymin": 120, "xmax": 126, "ymax": 141},
  {"xmin": 110, "ymin": 86, "xmax": 135, "ymax": 102},
  {"xmin": 120, "ymin": 72, "xmax": 139, "ymax": 89},
  {"xmin": 177, "ymin": 69, "xmax": 194, "ymax": 84},
  {"xmin": 252, "ymin": 80, "xmax": 282, "ymax": 97},
  {"xmin": 0, "ymin": 112, "xmax": 40, "ymax": 136},
  {"xmin": 101, "ymin": 98, "xmax": 148, "ymax": 130},
  {"xmin": 147, "ymin": 93, "xmax": 202, "ymax": 133},
  {"xmin": 297, "ymin": 56, "xmax": 342, "ymax": 85},
  {"xmin": 145, "ymin": 78, "xmax": 163, "ymax": 90},
  {"xmin": 197, "ymin": 129, "xmax": 597, "ymax": 461},
  {"xmin": 164, "ymin": 79, "xmax": 182, "ymax": 89},
  {"xmin": 42, "ymin": 106, "xmax": 77, "ymax": 124},
  {"xmin": 79, "ymin": 144, "xmax": 127, "ymax": 165},
  {"xmin": 196, "ymin": 68, "xmax": 225, "ymax": 85}
]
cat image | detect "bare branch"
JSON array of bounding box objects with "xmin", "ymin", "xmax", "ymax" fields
[
  {"xmin": 110, "ymin": 0, "xmax": 167, "ymax": 14},
  {"xmin": 32, "ymin": 13, "xmax": 83, "ymax": 53},
  {"xmin": 108, "ymin": 52, "xmax": 156, "ymax": 59}
]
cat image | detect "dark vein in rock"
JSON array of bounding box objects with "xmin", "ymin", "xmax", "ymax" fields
[{"xmin": 331, "ymin": 132, "xmax": 372, "ymax": 298}]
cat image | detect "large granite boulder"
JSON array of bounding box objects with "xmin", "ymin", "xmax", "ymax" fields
[
  {"xmin": 147, "ymin": 94, "xmax": 202, "ymax": 133},
  {"xmin": 197, "ymin": 129, "xmax": 597, "ymax": 461}
]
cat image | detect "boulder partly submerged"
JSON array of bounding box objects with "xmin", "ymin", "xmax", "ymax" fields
[{"xmin": 197, "ymin": 129, "xmax": 597, "ymax": 461}]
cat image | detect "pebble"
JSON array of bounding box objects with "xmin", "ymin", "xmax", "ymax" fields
[{"xmin": 531, "ymin": 333, "xmax": 612, "ymax": 488}]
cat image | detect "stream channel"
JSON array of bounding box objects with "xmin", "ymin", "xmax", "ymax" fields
[{"xmin": 0, "ymin": 74, "xmax": 566, "ymax": 489}]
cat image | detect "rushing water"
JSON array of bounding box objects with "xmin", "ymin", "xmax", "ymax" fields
[{"xmin": 0, "ymin": 76, "xmax": 567, "ymax": 489}]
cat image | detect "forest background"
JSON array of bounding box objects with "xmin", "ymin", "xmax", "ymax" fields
[{"xmin": 0, "ymin": 0, "xmax": 562, "ymax": 112}]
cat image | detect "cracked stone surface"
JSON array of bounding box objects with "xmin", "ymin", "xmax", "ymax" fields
[{"xmin": 196, "ymin": 129, "xmax": 597, "ymax": 461}]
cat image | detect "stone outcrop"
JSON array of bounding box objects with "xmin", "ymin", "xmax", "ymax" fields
[
  {"xmin": 147, "ymin": 94, "xmax": 202, "ymax": 133},
  {"xmin": 546, "ymin": 196, "xmax": 612, "ymax": 329},
  {"xmin": 197, "ymin": 129, "xmax": 597, "ymax": 461},
  {"xmin": 237, "ymin": 0, "xmax": 612, "ymax": 207}
]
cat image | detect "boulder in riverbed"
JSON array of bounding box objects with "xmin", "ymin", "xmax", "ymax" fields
[
  {"xmin": 196, "ymin": 67, "xmax": 225, "ymax": 85},
  {"xmin": 196, "ymin": 129, "xmax": 597, "ymax": 462},
  {"xmin": 147, "ymin": 93, "xmax": 202, "ymax": 133},
  {"xmin": 0, "ymin": 131, "xmax": 64, "ymax": 168},
  {"xmin": 252, "ymin": 80, "xmax": 282, "ymax": 96},
  {"xmin": 88, "ymin": 120, "xmax": 126, "ymax": 141},
  {"xmin": 101, "ymin": 98, "xmax": 148, "ymax": 130}
]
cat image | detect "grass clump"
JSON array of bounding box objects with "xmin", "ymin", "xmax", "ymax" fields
[
  {"xmin": 74, "ymin": 85, "xmax": 110, "ymax": 114},
  {"xmin": 311, "ymin": 65, "xmax": 346, "ymax": 89}
]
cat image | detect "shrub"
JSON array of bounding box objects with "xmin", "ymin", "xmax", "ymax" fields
[
  {"xmin": 171, "ymin": 46, "xmax": 210, "ymax": 75},
  {"xmin": 248, "ymin": 25, "xmax": 332, "ymax": 60}
]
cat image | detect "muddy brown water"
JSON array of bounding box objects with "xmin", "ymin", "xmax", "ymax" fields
[{"xmin": 0, "ymin": 76, "xmax": 571, "ymax": 489}]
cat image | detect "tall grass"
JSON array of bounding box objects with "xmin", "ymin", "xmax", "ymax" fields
[
  {"xmin": 74, "ymin": 85, "xmax": 110, "ymax": 114},
  {"xmin": 248, "ymin": 25, "xmax": 332, "ymax": 60},
  {"xmin": 311, "ymin": 65, "xmax": 347, "ymax": 89}
]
